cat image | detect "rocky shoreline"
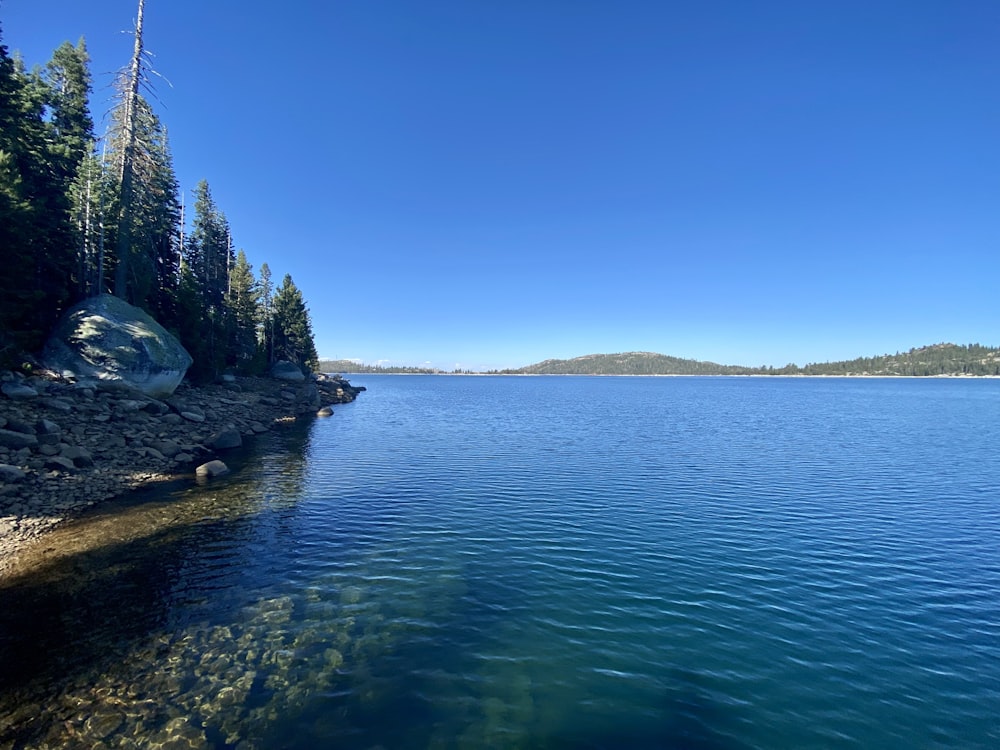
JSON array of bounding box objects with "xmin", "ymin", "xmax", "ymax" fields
[{"xmin": 0, "ymin": 371, "xmax": 364, "ymax": 575}]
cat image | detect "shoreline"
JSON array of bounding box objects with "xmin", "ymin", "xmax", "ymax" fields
[
  {"xmin": 332, "ymin": 371, "xmax": 1000, "ymax": 378},
  {"xmin": 0, "ymin": 372, "xmax": 363, "ymax": 577}
]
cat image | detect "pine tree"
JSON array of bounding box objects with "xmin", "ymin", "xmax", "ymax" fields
[
  {"xmin": 178, "ymin": 179, "xmax": 232, "ymax": 379},
  {"xmin": 226, "ymin": 249, "xmax": 261, "ymax": 372},
  {"xmin": 271, "ymin": 274, "xmax": 318, "ymax": 373},
  {"xmin": 43, "ymin": 39, "xmax": 93, "ymax": 184},
  {"xmin": 258, "ymin": 262, "xmax": 274, "ymax": 364},
  {"xmin": 174, "ymin": 257, "xmax": 212, "ymax": 380},
  {"xmin": 0, "ymin": 26, "xmax": 88, "ymax": 353}
]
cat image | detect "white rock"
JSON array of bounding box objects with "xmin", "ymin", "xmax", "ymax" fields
[{"xmin": 195, "ymin": 460, "xmax": 229, "ymax": 478}]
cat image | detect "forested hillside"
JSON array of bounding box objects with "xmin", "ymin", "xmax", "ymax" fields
[
  {"xmin": 507, "ymin": 344, "xmax": 1000, "ymax": 376},
  {"xmin": 0, "ymin": 7, "xmax": 317, "ymax": 380},
  {"xmin": 786, "ymin": 343, "xmax": 1000, "ymax": 377},
  {"xmin": 509, "ymin": 352, "xmax": 753, "ymax": 376}
]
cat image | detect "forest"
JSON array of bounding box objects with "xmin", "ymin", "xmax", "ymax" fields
[
  {"xmin": 507, "ymin": 344, "xmax": 1000, "ymax": 377},
  {"xmin": 0, "ymin": 7, "xmax": 317, "ymax": 382}
]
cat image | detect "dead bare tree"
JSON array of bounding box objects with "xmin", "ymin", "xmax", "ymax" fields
[{"xmin": 112, "ymin": 0, "xmax": 145, "ymax": 300}]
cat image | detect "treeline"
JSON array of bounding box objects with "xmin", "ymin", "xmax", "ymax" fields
[
  {"xmin": 783, "ymin": 343, "xmax": 1000, "ymax": 377},
  {"xmin": 318, "ymin": 360, "xmax": 440, "ymax": 375},
  {"xmin": 0, "ymin": 15, "xmax": 317, "ymax": 380},
  {"xmin": 505, "ymin": 344, "xmax": 1000, "ymax": 377}
]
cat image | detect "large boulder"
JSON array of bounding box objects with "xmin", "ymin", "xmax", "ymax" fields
[
  {"xmin": 42, "ymin": 294, "xmax": 192, "ymax": 399},
  {"xmin": 270, "ymin": 360, "xmax": 306, "ymax": 382}
]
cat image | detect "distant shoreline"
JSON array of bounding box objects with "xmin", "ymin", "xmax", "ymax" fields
[
  {"xmin": 332, "ymin": 372, "xmax": 1000, "ymax": 379},
  {"xmin": 321, "ymin": 343, "xmax": 1000, "ymax": 378}
]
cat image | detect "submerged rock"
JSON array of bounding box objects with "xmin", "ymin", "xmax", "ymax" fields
[{"xmin": 196, "ymin": 460, "xmax": 230, "ymax": 478}]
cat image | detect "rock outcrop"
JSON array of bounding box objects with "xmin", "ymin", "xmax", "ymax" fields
[{"xmin": 42, "ymin": 294, "xmax": 193, "ymax": 399}]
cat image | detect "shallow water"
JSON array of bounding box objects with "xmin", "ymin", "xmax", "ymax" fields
[{"xmin": 1, "ymin": 376, "xmax": 998, "ymax": 748}]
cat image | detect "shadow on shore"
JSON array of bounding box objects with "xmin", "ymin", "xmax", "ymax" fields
[{"xmin": 0, "ymin": 423, "xmax": 313, "ymax": 745}]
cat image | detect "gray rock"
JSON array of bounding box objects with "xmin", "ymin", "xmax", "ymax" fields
[
  {"xmin": 302, "ymin": 383, "xmax": 321, "ymax": 409},
  {"xmin": 1, "ymin": 381, "xmax": 38, "ymax": 400},
  {"xmin": 148, "ymin": 439, "xmax": 181, "ymax": 457},
  {"xmin": 115, "ymin": 399, "xmax": 146, "ymax": 412},
  {"xmin": 142, "ymin": 399, "xmax": 169, "ymax": 415},
  {"xmin": 25, "ymin": 376, "xmax": 50, "ymax": 392},
  {"xmin": 208, "ymin": 428, "xmax": 242, "ymax": 450},
  {"xmin": 270, "ymin": 360, "xmax": 306, "ymax": 382},
  {"xmin": 317, "ymin": 406, "xmax": 334, "ymax": 417},
  {"xmin": 36, "ymin": 418, "xmax": 61, "ymax": 435},
  {"xmin": 60, "ymin": 445, "xmax": 94, "ymax": 468},
  {"xmin": 195, "ymin": 459, "xmax": 229, "ymax": 478},
  {"xmin": 39, "ymin": 397, "xmax": 74, "ymax": 412},
  {"xmin": 4, "ymin": 418, "xmax": 34, "ymax": 435},
  {"xmin": 0, "ymin": 464, "xmax": 26, "ymax": 482},
  {"xmin": 180, "ymin": 411, "xmax": 205, "ymax": 423},
  {"xmin": 41, "ymin": 293, "xmax": 192, "ymax": 398},
  {"xmin": 45, "ymin": 456, "xmax": 76, "ymax": 472},
  {"xmin": 143, "ymin": 447, "xmax": 166, "ymax": 461},
  {"xmin": 0, "ymin": 430, "xmax": 38, "ymax": 450}
]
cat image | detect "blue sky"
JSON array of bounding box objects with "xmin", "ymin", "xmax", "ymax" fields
[{"xmin": 4, "ymin": 1, "xmax": 998, "ymax": 370}]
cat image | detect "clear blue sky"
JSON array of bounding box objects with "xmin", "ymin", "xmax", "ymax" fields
[{"xmin": 4, "ymin": 1, "xmax": 998, "ymax": 370}]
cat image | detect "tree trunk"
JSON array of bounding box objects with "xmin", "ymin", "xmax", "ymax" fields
[{"xmin": 113, "ymin": 0, "xmax": 145, "ymax": 300}]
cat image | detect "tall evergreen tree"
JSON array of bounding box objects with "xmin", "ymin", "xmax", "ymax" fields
[
  {"xmin": 43, "ymin": 39, "xmax": 92, "ymax": 184},
  {"xmin": 226, "ymin": 249, "xmax": 261, "ymax": 372},
  {"xmin": 258, "ymin": 262, "xmax": 274, "ymax": 364},
  {"xmin": 271, "ymin": 274, "xmax": 318, "ymax": 373},
  {"xmin": 0, "ymin": 25, "xmax": 88, "ymax": 353},
  {"xmin": 102, "ymin": 94, "xmax": 182, "ymax": 312},
  {"xmin": 178, "ymin": 179, "xmax": 232, "ymax": 380}
]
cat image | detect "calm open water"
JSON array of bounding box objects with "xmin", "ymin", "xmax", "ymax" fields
[{"xmin": 1, "ymin": 375, "xmax": 998, "ymax": 748}]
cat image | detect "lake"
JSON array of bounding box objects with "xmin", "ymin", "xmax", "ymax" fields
[{"xmin": 1, "ymin": 375, "xmax": 998, "ymax": 748}]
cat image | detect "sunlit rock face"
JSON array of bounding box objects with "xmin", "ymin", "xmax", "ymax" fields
[{"xmin": 42, "ymin": 294, "xmax": 192, "ymax": 399}]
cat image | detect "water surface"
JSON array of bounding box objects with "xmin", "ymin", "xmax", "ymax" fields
[{"xmin": 1, "ymin": 376, "xmax": 998, "ymax": 748}]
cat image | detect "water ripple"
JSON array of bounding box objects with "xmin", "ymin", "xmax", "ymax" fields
[{"xmin": 2, "ymin": 376, "xmax": 999, "ymax": 748}]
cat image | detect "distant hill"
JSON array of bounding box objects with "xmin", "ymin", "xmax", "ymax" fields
[
  {"xmin": 505, "ymin": 352, "xmax": 753, "ymax": 376},
  {"xmin": 504, "ymin": 344, "xmax": 1000, "ymax": 377}
]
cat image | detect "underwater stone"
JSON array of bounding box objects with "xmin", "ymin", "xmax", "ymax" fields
[{"xmin": 195, "ymin": 460, "xmax": 229, "ymax": 478}]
